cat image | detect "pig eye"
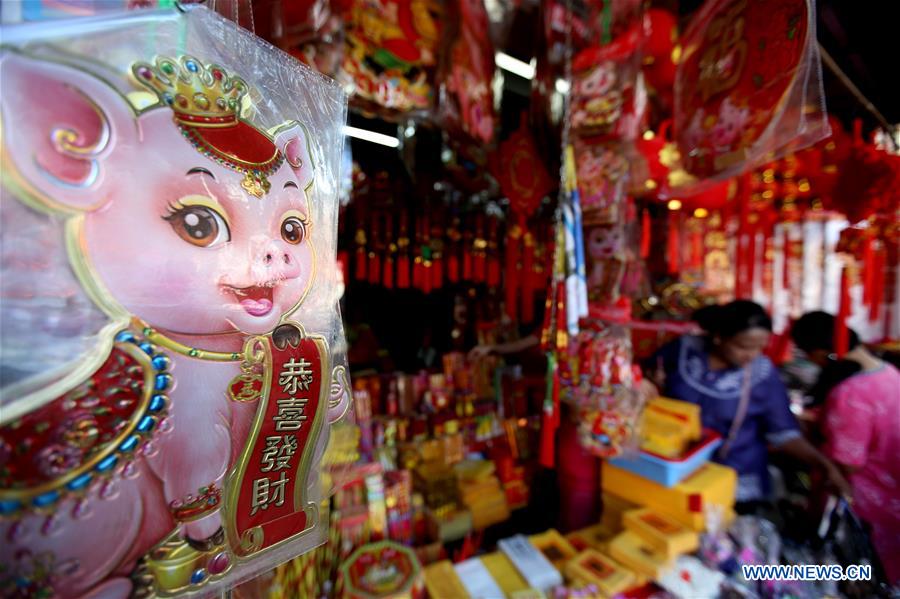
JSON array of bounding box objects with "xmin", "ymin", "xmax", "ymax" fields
[
  {"xmin": 280, "ymin": 215, "xmax": 306, "ymax": 245},
  {"xmin": 164, "ymin": 205, "xmax": 230, "ymax": 248}
]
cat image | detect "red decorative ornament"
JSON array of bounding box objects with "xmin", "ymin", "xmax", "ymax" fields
[
  {"xmin": 493, "ymin": 116, "xmax": 554, "ymax": 218},
  {"xmin": 675, "ymin": 0, "xmax": 811, "ymax": 180},
  {"xmin": 642, "ymin": 8, "xmax": 678, "ymax": 106}
]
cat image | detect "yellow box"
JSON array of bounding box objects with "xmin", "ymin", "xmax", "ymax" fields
[
  {"xmin": 623, "ymin": 508, "xmax": 699, "ymax": 559},
  {"xmin": 424, "ymin": 560, "xmax": 470, "ymax": 599},
  {"xmin": 529, "ymin": 529, "xmax": 578, "ymax": 572},
  {"xmin": 601, "ymin": 492, "xmax": 638, "ymax": 531},
  {"xmin": 608, "ymin": 531, "xmax": 672, "ymax": 580},
  {"xmin": 481, "ymin": 552, "xmax": 531, "ymax": 595},
  {"xmin": 565, "ymin": 523, "xmax": 619, "ymax": 555},
  {"xmin": 645, "ymin": 397, "xmax": 702, "ymax": 441},
  {"xmin": 565, "ymin": 550, "xmax": 637, "ymax": 597},
  {"xmin": 640, "ymin": 422, "xmax": 693, "ymax": 458},
  {"xmin": 601, "ymin": 461, "xmax": 736, "ymax": 531}
]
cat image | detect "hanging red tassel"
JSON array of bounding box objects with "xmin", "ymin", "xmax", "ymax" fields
[
  {"xmin": 463, "ymin": 245, "xmax": 474, "ymax": 281},
  {"xmin": 413, "ymin": 256, "xmax": 424, "ymax": 291},
  {"xmin": 488, "ymin": 254, "xmax": 501, "ymax": 288},
  {"xmin": 862, "ymin": 236, "xmax": 875, "ymax": 307},
  {"xmin": 474, "ymin": 250, "xmax": 487, "ymax": 283},
  {"xmin": 383, "ymin": 254, "xmax": 395, "ymax": 290},
  {"xmin": 539, "ymin": 410, "xmax": 556, "ymax": 468},
  {"xmin": 474, "ymin": 215, "xmax": 487, "ymax": 283},
  {"xmin": 397, "ymin": 252, "xmax": 410, "ymax": 289},
  {"xmin": 667, "ymin": 212, "xmax": 680, "ymax": 275},
  {"xmin": 355, "ymin": 244, "xmax": 367, "ymax": 282},
  {"xmin": 690, "ymin": 229, "xmax": 703, "ymax": 270},
  {"xmin": 431, "ymin": 254, "xmax": 444, "ymax": 290},
  {"xmin": 870, "ymin": 244, "xmax": 885, "ymax": 322},
  {"xmin": 383, "ymin": 217, "xmax": 395, "ymax": 289},
  {"xmin": 447, "ymin": 250, "xmax": 460, "ymax": 284},
  {"xmin": 423, "ymin": 258, "xmax": 433, "ymax": 294},
  {"xmin": 505, "ymin": 226, "xmax": 521, "ymax": 321},
  {"xmin": 641, "ymin": 208, "xmax": 651, "ymax": 259},
  {"xmin": 745, "ymin": 230, "xmax": 757, "ymax": 299},
  {"xmin": 337, "ymin": 250, "xmax": 349, "ymax": 289},
  {"xmin": 521, "ymin": 233, "xmax": 536, "ymax": 323},
  {"xmin": 835, "ymin": 265, "xmax": 851, "ymax": 358},
  {"xmin": 367, "ymin": 252, "xmax": 381, "ymax": 286}
]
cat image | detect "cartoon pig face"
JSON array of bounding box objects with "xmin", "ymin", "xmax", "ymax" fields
[
  {"xmin": 1, "ymin": 52, "xmax": 317, "ymax": 337},
  {"xmin": 576, "ymin": 62, "xmax": 616, "ymax": 98},
  {"xmin": 710, "ymin": 97, "xmax": 749, "ymax": 149}
]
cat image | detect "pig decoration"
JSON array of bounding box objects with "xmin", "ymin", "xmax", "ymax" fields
[{"xmin": 0, "ymin": 8, "xmax": 349, "ymax": 598}]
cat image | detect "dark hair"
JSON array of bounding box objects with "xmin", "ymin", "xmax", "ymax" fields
[
  {"xmin": 693, "ymin": 300, "xmax": 772, "ymax": 340},
  {"xmin": 791, "ymin": 311, "xmax": 860, "ymax": 354}
]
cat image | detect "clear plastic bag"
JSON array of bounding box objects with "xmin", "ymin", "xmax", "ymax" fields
[
  {"xmin": 0, "ymin": 5, "xmax": 350, "ymax": 596},
  {"xmin": 673, "ymin": 0, "xmax": 830, "ymax": 190},
  {"xmin": 569, "ymin": 320, "xmax": 644, "ymax": 458}
]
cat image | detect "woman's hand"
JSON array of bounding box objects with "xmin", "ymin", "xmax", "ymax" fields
[
  {"xmin": 823, "ymin": 459, "xmax": 854, "ymax": 501},
  {"xmin": 639, "ymin": 378, "xmax": 659, "ymax": 400},
  {"xmin": 467, "ymin": 344, "xmax": 495, "ymax": 361}
]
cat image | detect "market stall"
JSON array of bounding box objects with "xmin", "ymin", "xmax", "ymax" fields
[{"xmin": 0, "ymin": 1, "xmax": 897, "ymax": 598}]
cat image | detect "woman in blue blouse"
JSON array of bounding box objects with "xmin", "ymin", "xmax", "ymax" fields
[{"xmin": 646, "ymin": 300, "xmax": 850, "ymax": 510}]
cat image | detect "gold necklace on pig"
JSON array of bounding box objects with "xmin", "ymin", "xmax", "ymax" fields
[{"xmin": 133, "ymin": 318, "xmax": 243, "ymax": 362}]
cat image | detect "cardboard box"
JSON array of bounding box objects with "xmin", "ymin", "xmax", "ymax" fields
[
  {"xmin": 481, "ymin": 552, "xmax": 531, "ymax": 595},
  {"xmin": 639, "ymin": 398, "xmax": 702, "ymax": 458},
  {"xmin": 454, "ymin": 558, "xmax": 505, "ymax": 599},
  {"xmin": 601, "ymin": 461, "xmax": 736, "ymax": 531},
  {"xmin": 645, "ymin": 397, "xmax": 702, "ymax": 440},
  {"xmin": 565, "ymin": 523, "xmax": 619, "ymax": 554},
  {"xmin": 565, "ymin": 549, "xmax": 637, "ymax": 597},
  {"xmin": 623, "ymin": 508, "xmax": 699, "ymax": 559},
  {"xmin": 608, "ymin": 531, "xmax": 672, "ymax": 580},
  {"xmin": 601, "ymin": 492, "xmax": 639, "ymax": 531},
  {"xmin": 424, "ymin": 560, "xmax": 470, "ymax": 599},
  {"xmin": 426, "ymin": 506, "xmax": 472, "ymax": 543},
  {"xmin": 529, "ymin": 529, "xmax": 578, "ymax": 572},
  {"xmin": 499, "ymin": 535, "xmax": 564, "ymax": 592}
]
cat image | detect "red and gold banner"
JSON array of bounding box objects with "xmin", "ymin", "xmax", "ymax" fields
[{"xmin": 228, "ymin": 327, "xmax": 329, "ymax": 557}]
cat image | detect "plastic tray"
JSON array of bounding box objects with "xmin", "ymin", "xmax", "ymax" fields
[{"xmin": 608, "ymin": 429, "xmax": 722, "ymax": 488}]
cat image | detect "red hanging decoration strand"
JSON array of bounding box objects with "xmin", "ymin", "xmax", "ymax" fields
[{"xmin": 835, "ymin": 265, "xmax": 851, "ymax": 358}]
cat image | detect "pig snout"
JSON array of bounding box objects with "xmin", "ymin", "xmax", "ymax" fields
[{"xmin": 250, "ymin": 237, "xmax": 302, "ymax": 281}]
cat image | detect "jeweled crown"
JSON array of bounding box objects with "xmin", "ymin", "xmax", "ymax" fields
[{"xmin": 132, "ymin": 55, "xmax": 247, "ymax": 127}]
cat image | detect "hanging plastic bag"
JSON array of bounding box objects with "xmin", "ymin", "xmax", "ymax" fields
[
  {"xmin": 673, "ymin": 0, "xmax": 830, "ymax": 189},
  {"xmin": 0, "ymin": 6, "xmax": 350, "ymax": 596},
  {"xmin": 339, "ymin": 0, "xmax": 444, "ymax": 119},
  {"xmin": 439, "ymin": 0, "xmax": 496, "ymax": 145}
]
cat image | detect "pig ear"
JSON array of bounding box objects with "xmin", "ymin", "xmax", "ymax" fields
[
  {"xmin": 0, "ymin": 51, "xmax": 138, "ymax": 212},
  {"xmin": 272, "ymin": 121, "xmax": 315, "ymax": 192}
]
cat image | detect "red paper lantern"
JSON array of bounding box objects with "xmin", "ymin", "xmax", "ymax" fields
[{"xmin": 642, "ymin": 9, "xmax": 678, "ymax": 103}]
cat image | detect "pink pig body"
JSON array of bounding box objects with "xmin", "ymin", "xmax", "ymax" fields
[{"xmin": 0, "ymin": 52, "xmax": 347, "ymax": 598}]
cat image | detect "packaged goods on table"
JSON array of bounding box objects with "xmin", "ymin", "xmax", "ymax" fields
[
  {"xmin": 499, "ymin": 534, "xmax": 564, "ymax": 592},
  {"xmin": 623, "ymin": 508, "xmax": 700, "ymax": 559},
  {"xmin": 529, "ymin": 529, "xmax": 579, "ymax": 572},
  {"xmin": 340, "ymin": 541, "xmax": 425, "ymax": 599},
  {"xmin": 602, "ymin": 461, "xmax": 737, "ymax": 531},
  {"xmin": 608, "ymin": 531, "xmax": 673, "ymax": 579},
  {"xmin": 481, "ymin": 552, "xmax": 532, "ymax": 595},
  {"xmin": 455, "ymin": 557, "xmax": 505, "ymax": 598},
  {"xmin": 565, "ymin": 522, "xmax": 620, "ymax": 554},
  {"xmin": 565, "ymin": 549, "xmax": 637, "ymax": 596},
  {"xmin": 423, "ymin": 560, "xmax": 469, "ymax": 598}
]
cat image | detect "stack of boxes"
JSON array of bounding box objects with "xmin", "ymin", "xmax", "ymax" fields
[
  {"xmin": 598, "ymin": 397, "xmax": 737, "ymax": 589},
  {"xmin": 455, "ymin": 460, "xmax": 511, "ymax": 531}
]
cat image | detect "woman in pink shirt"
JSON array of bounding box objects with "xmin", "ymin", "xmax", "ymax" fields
[{"xmin": 793, "ymin": 312, "xmax": 900, "ymax": 584}]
